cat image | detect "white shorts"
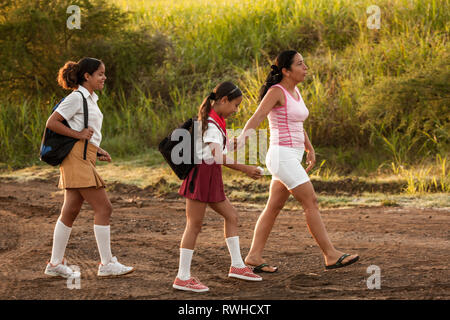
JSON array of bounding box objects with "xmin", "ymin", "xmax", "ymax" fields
[{"xmin": 265, "ymin": 145, "xmax": 310, "ymax": 190}]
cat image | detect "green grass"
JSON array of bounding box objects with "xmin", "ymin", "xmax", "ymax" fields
[
  {"xmin": 0, "ymin": 0, "xmax": 449, "ymax": 185},
  {"xmin": 1, "ymin": 155, "xmax": 449, "ymax": 208}
]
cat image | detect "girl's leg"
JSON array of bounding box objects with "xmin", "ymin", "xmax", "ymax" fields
[
  {"xmin": 244, "ymin": 180, "xmax": 290, "ymax": 271},
  {"xmin": 290, "ymin": 181, "xmax": 358, "ymax": 266},
  {"xmin": 177, "ymin": 198, "xmax": 207, "ymax": 280},
  {"xmin": 50, "ymin": 188, "xmax": 84, "ymax": 265},
  {"xmin": 78, "ymin": 187, "xmax": 113, "ymax": 265},
  {"xmin": 208, "ymin": 198, "xmax": 262, "ymax": 281},
  {"xmin": 180, "ymin": 198, "xmax": 208, "ymax": 249},
  {"xmin": 208, "ymin": 197, "xmax": 239, "ymax": 238},
  {"xmin": 59, "ymin": 188, "xmax": 84, "ymax": 227},
  {"xmin": 209, "ymin": 198, "xmax": 245, "ymax": 268}
]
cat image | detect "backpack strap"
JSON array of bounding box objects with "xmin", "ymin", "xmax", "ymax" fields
[
  {"xmin": 75, "ymin": 91, "xmax": 89, "ymax": 160},
  {"xmin": 207, "ymin": 119, "xmax": 227, "ymax": 150},
  {"xmin": 188, "ymin": 166, "xmax": 198, "ymax": 193}
]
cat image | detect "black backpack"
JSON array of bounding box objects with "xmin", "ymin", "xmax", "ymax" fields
[
  {"xmin": 39, "ymin": 91, "xmax": 88, "ymax": 166},
  {"xmin": 158, "ymin": 117, "xmax": 226, "ymax": 193},
  {"xmin": 158, "ymin": 117, "xmax": 198, "ymax": 180}
]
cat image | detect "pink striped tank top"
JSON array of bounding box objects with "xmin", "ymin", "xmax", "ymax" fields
[{"xmin": 267, "ymin": 84, "xmax": 309, "ymax": 148}]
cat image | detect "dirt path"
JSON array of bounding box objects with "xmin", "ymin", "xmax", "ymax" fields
[{"xmin": 0, "ymin": 177, "xmax": 449, "ymax": 300}]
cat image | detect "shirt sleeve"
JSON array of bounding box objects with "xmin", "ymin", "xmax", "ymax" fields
[
  {"xmin": 203, "ymin": 123, "xmax": 224, "ymax": 145},
  {"xmin": 55, "ymin": 91, "xmax": 83, "ymax": 121},
  {"xmin": 203, "ymin": 123, "xmax": 228, "ymax": 155}
]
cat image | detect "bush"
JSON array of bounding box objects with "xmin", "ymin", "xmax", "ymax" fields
[
  {"xmin": 0, "ymin": 0, "xmax": 171, "ymax": 98},
  {"xmin": 359, "ymin": 58, "xmax": 450, "ymax": 163}
]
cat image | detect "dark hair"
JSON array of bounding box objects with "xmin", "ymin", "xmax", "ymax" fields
[
  {"xmin": 198, "ymin": 81, "xmax": 242, "ymax": 134},
  {"xmin": 259, "ymin": 50, "xmax": 298, "ymax": 101},
  {"xmin": 57, "ymin": 57, "xmax": 103, "ymax": 90}
]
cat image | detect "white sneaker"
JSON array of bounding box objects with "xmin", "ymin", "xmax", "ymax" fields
[
  {"xmin": 44, "ymin": 258, "xmax": 80, "ymax": 279},
  {"xmin": 97, "ymin": 256, "xmax": 134, "ymax": 277}
]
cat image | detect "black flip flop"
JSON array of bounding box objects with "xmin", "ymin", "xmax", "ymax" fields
[
  {"xmin": 325, "ymin": 254, "xmax": 359, "ymax": 270},
  {"xmin": 250, "ymin": 263, "xmax": 278, "ymax": 273}
]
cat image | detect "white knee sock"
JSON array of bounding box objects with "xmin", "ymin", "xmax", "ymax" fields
[
  {"xmin": 177, "ymin": 248, "xmax": 194, "ymax": 280},
  {"xmin": 50, "ymin": 219, "xmax": 72, "ymax": 265},
  {"xmin": 94, "ymin": 225, "xmax": 113, "ymax": 265},
  {"xmin": 225, "ymin": 236, "xmax": 245, "ymax": 268}
]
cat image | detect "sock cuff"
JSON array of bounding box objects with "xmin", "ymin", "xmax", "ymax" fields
[
  {"xmin": 226, "ymin": 236, "xmax": 239, "ymax": 242},
  {"xmin": 94, "ymin": 224, "xmax": 110, "ymax": 230},
  {"xmin": 180, "ymin": 248, "xmax": 194, "ymax": 254},
  {"xmin": 57, "ymin": 219, "xmax": 72, "ymax": 231}
]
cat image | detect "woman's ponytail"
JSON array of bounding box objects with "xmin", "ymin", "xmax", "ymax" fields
[
  {"xmin": 258, "ymin": 64, "xmax": 283, "ymax": 102},
  {"xmin": 258, "ymin": 50, "xmax": 298, "ymax": 102}
]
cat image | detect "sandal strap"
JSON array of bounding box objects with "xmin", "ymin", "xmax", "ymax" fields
[
  {"xmin": 335, "ymin": 253, "xmax": 351, "ymax": 266},
  {"xmin": 253, "ymin": 263, "xmax": 268, "ymax": 270}
]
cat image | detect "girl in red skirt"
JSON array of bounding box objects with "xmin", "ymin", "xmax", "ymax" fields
[{"xmin": 173, "ymin": 82, "xmax": 263, "ymax": 293}]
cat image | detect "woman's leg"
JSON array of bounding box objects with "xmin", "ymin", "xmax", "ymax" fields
[
  {"xmin": 244, "ymin": 180, "xmax": 290, "ymax": 270},
  {"xmin": 49, "ymin": 189, "xmax": 84, "ymax": 265},
  {"xmin": 290, "ymin": 181, "xmax": 358, "ymax": 266}
]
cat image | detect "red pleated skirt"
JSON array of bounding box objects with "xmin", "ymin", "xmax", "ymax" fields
[{"xmin": 178, "ymin": 161, "xmax": 226, "ymax": 203}]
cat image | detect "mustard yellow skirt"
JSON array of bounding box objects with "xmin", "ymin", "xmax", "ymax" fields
[{"xmin": 58, "ymin": 140, "xmax": 106, "ymax": 189}]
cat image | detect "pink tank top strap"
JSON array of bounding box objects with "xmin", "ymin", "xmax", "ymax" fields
[{"xmin": 271, "ymin": 84, "xmax": 288, "ymax": 106}]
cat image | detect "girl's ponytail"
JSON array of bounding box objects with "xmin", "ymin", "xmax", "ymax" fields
[
  {"xmin": 57, "ymin": 57, "xmax": 103, "ymax": 90},
  {"xmin": 57, "ymin": 61, "xmax": 80, "ymax": 90},
  {"xmin": 198, "ymin": 82, "xmax": 242, "ymax": 135},
  {"xmin": 198, "ymin": 93, "xmax": 214, "ymax": 135}
]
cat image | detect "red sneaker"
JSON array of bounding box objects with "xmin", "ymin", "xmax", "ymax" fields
[
  {"xmin": 228, "ymin": 266, "xmax": 263, "ymax": 281},
  {"xmin": 173, "ymin": 277, "xmax": 210, "ymax": 293}
]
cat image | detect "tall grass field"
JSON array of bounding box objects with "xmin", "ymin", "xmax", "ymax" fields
[{"xmin": 0, "ymin": 0, "xmax": 448, "ymax": 192}]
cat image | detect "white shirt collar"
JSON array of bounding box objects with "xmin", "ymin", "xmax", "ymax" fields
[{"xmin": 77, "ymin": 85, "xmax": 99, "ymax": 103}]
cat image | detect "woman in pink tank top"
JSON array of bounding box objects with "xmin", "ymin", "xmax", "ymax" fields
[{"xmin": 237, "ymin": 50, "xmax": 359, "ymax": 273}]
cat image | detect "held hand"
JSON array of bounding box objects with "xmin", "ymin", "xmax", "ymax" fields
[
  {"xmin": 305, "ymin": 149, "xmax": 316, "ymax": 173},
  {"xmin": 229, "ymin": 135, "xmax": 246, "ymax": 152},
  {"xmin": 78, "ymin": 127, "xmax": 94, "ymax": 140},
  {"xmin": 243, "ymin": 165, "xmax": 263, "ymax": 180},
  {"xmin": 97, "ymin": 149, "xmax": 112, "ymax": 162},
  {"xmin": 227, "ymin": 137, "xmax": 237, "ymax": 152}
]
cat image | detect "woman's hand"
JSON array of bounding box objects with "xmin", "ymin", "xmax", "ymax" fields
[
  {"xmin": 243, "ymin": 165, "xmax": 263, "ymax": 180},
  {"xmin": 305, "ymin": 149, "xmax": 316, "ymax": 173},
  {"xmin": 228, "ymin": 135, "xmax": 246, "ymax": 152},
  {"xmin": 97, "ymin": 148, "xmax": 112, "ymax": 162}
]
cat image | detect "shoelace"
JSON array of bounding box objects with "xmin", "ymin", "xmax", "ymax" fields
[{"xmin": 188, "ymin": 277, "xmax": 203, "ymax": 287}]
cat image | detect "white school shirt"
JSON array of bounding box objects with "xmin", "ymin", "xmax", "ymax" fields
[
  {"xmin": 55, "ymin": 85, "xmax": 104, "ymax": 147},
  {"xmin": 196, "ymin": 117, "xmax": 228, "ymax": 161}
]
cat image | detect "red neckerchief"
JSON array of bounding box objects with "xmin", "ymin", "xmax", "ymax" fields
[{"xmin": 209, "ymin": 108, "xmax": 227, "ymax": 137}]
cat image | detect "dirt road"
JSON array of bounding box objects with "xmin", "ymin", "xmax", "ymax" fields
[{"xmin": 0, "ymin": 177, "xmax": 449, "ymax": 299}]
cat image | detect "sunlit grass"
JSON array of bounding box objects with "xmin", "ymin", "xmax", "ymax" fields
[
  {"xmin": 2, "ymin": 158, "xmax": 449, "ymax": 208},
  {"xmin": 0, "ymin": 0, "xmax": 448, "ymax": 185}
]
